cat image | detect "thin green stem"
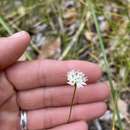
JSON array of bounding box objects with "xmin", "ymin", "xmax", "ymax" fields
[
  {"xmin": 0, "ymin": 16, "xmax": 13, "ymax": 35},
  {"xmin": 0, "ymin": 16, "xmax": 32, "ymax": 60},
  {"xmin": 59, "ymin": 2, "xmax": 87, "ymax": 60},
  {"xmin": 67, "ymin": 86, "xmax": 77, "ymax": 123},
  {"xmin": 11, "ymin": 24, "xmax": 40, "ymax": 54},
  {"xmin": 59, "ymin": 21, "xmax": 85, "ymax": 60},
  {"xmin": 87, "ymin": 1, "xmax": 123, "ymax": 130}
]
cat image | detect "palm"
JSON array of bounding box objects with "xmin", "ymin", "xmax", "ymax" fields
[
  {"xmin": 0, "ymin": 32, "xmax": 109, "ymax": 130},
  {"xmin": 0, "ymin": 73, "xmax": 19, "ymax": 130}
]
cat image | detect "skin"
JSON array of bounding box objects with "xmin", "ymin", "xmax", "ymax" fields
[{"xmin": 0, "ymin": 31, "xmax": 110, "ymax": 130}]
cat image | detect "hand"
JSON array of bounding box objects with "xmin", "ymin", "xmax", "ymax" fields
[{"xmin": 0, "ymin": 31, "xmax": 110, "ymax": 130}]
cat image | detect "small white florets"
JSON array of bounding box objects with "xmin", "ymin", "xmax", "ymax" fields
[{"xmin": 67, "ymin": 69, "xmax": 88, "ymax": 88}]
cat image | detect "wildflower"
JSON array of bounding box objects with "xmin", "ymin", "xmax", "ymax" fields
[
  {"xmin": 67, "ymin": 69, "xmax": 88, "ymax": 88},
  {"xmin": 67, "ymin": 69, "xmax": 88, "ymax": 122}
]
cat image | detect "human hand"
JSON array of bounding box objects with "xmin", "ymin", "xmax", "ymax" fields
[{"xmin": 0, "ymin": 32, "xmax": 110, "ymax": 130}]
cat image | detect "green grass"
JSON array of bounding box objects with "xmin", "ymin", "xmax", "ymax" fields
[
  {"xmin": 86, "ymin": 0, "xmax": 123, "ymax": 129},
  {"xmin": 0, "ymin": 0, "xmax": 130, "ymax": 129}
]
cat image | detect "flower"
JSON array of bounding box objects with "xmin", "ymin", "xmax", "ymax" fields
[{"xmin": 67, "ymin": 69, "xmax": 88, "ymax": 88}]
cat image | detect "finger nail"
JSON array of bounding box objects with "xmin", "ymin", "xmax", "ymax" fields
[{"xmin": 10, "ymin": 31, "xmax": 27, "ymax": 38}]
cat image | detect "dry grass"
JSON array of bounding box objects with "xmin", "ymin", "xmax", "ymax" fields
[{"xmin": 0, "ymin": 0, "xmax": 130, "ymax": 130}]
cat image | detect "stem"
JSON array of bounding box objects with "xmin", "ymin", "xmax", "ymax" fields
[
  {"xmin": 59, "ymin": 1, "xmax": 88, "ymax": 60},
  {"xmin": 67, "ymin": 86, "xmax": 77, "ymax": 123},
  {"xmin": 59, "ymin": 22, "xmax": 85, "ymax": 60},
  {"xmin": 87, "ymin": 1, "xmax": 123, "ymax": 130},
  {"xmin": 0, "ymin": 16, "xmax": 13, "ymax": 35},
  {"xmin": 0, "ymin": 16, "xmax": 32, "ymax": 60}
]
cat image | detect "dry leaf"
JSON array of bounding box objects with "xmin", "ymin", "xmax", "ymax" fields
[
  {"xmin": 84, "ymin": 31, "xmax": 95, "ymax": 41},
  {"xmin": 64, "ymin": 8, "xmax": 77, "ymax": 19},
  {"xmin": 19, "ymin": 53, "xmax": 26, "ymax": 61},
  {"xmin": 38, "ymin": 37, "xmax": 61, "ymax": 59},
  {"xmin": 64, "ymin": 8, "xmax": 77, "ymax": 26},
  {"xmin": 118, "ymin": 99, "xmax": 128, "ymax": 119}
]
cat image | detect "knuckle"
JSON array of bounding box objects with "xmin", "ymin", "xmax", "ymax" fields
[
  {"xmin": 17, "ymin": 92, "xmax": 25, "ymax": 109},
  {"xmin": 43, "ymin": 109, "xmax": 55, "ymax": 128},
  {"xmin": 0, "ymin": 72, "xmax": 15, "ymax": 106},
  {"xmin": 104, "ymin": 82, "xmax": 111, "ymax": 98},
  {"xmin": 36, "ymin": 60, "xmax": 47, "ymax": 87},
  {"xmin": 43, "ymin": 88, "xmax": 55, "ymax": 107},
  {"xmin": 99, "ymin": 102, "xmax": 107, "ymax": 115}
]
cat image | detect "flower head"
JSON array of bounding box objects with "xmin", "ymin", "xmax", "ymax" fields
[{"xmin": 67, "ymin": 69, "xmax": 88, "ymax": 88}]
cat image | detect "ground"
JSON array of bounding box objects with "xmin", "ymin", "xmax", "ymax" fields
[{"xmin": 0, "ymin": 0, "xmax": 130, "ymax": 130}]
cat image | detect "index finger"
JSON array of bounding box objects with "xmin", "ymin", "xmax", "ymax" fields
[{"xmin": 6, "ymin": 60, "xmax": 102, "ymax": 90}]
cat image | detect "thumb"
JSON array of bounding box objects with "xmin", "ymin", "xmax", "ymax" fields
[{"xmin": 0, "ymin": 31, "xmax": 30, "ymax": 69}]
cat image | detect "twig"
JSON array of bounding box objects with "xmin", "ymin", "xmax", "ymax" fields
[
  {"xmin": 0, "ymin": 16, "xmax": 12, "ymax": 35},
  {"xmin": 11, "ymin": 24, "xmax": 40, "ymax": 54},
  {"xmin": 86, "ymin": 1, "xmax": 124, "ymax": 130},
  {"xmin": 0, "ymin": 16, "xmax": 32, "ymax": 60},
  {"xmin": 94, "ymin": 119, "xmax": 102, "ymax": 130},
  {"xmin": 67, "ymin": 86, "xmax": 77, "ymax": 123},
  {"xmin": 59, "ymin": 21, "xmax": 85, "ymax": 60}
]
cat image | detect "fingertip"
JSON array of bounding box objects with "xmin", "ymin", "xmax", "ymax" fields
[
  {"xmin": 77, "ymin": 121, "xmax": 88, "ymax": 130},
  {"xmin": 103, "ymin": 82, "xmax": 111, "ymax": 99},
  {"xmin": 21, "ymin": 31, "xmax": 31, "ymax": 43},
  {"xmin": 0, "ymin": 31, "xmax": 31, "ymax": 69},
  {"xmin": 91, "ymin": 102, "xmax": 107, "ymax": 119},
  {"xmin": 10, "ymin": 31, "xmax": 30, "ymax": 38},
  {"xmin": 92, "ymin": 63, "xmax": 102, "ymax": 79},
  {"xmin": 96, "ymin": 82, "xmax": 110, "ymax": 100},
  {"xmin": 85, "ymin": 62, "xmax": 103, "ymax": 82},
  {"xmin": 9, "ymin": 31, "xmax": 31, "ymax": 45},
  {"xmin": 69, "ymin": 121, "xmax": 88, "ymax": 130},
  {"xmin": 100, "ymin": 102, "xmax": 107, "ymax": 115}
]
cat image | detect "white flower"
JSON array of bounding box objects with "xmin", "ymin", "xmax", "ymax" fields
[{"xmin": 67, "ymin": 69, "xmax": 88, "ymax": 88}]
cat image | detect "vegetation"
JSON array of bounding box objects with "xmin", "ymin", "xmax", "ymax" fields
[{"xmin": 0, "ymin": 0, "xmax": 130, "ymax": 129}]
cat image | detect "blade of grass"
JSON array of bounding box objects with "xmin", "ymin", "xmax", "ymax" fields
[
  {"xmin": 59, "ymin": 1, "xmax": 88, "ymax": 60},
  {"xmin": 60, "ymin": 1, "xmax": 88, "ymax": 123},
  {"xmin": 59, "ymin": 21, "xmax": 85, "ymax": 60},
  {"xmin": 86, "ymin": 1, "xmax": 123, "ymax": 130},
  {"xmin": 11, "ymin": 24, "xmax": 40, "ymax": 54},
  {"xmin": 0, "ymin": 16, "xmax": 32, "ymax": 60},
  {"xmin": 0, "ymin": 16, "xmax": 12, "ymax": 35},
  {"xmin": 67, "ymin": 86, "xmax": 77, "ymax": 123}
]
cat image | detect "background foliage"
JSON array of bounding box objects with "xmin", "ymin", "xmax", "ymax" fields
[{"xmin": 0, "ymin": 0, "xmax": 130, "ymax": 130}]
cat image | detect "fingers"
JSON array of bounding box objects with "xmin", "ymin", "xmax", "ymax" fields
[
  {"xmin": 0, "ymin": 95, "xmax": 19, "ymax": 130},
  {"xmin": 48, "ymin": 121, "xmax": 88, "ymax": 130},
  {"xmin": 6, "ymin": 60, "xmax": 102, "ymax": 90},
  {"xmin": 0, "ymin": 31, "xmax": 30, "ymax": 69},
  {"xmin": 0, "ymin": 72, "xmax": 15, "ymax": 107},
  {"xmin": 18, "ymin": 83, "xmax": 110, "ymax": 110},
  {"xmin": 27, "ymin": 102, "xmax": 106, "ymax": 130}
]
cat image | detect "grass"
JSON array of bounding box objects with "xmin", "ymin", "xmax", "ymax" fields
[
  {"xmin": 0, "ymin": 0, "xmax": 130, "ymax": 129},
  {"xmin": 86, "ymin": 0, "xmax": 123, "ymax": 129},
  {"xmin": 0, "ymin": 16, "xmax": 33, "ymax": 60}
]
